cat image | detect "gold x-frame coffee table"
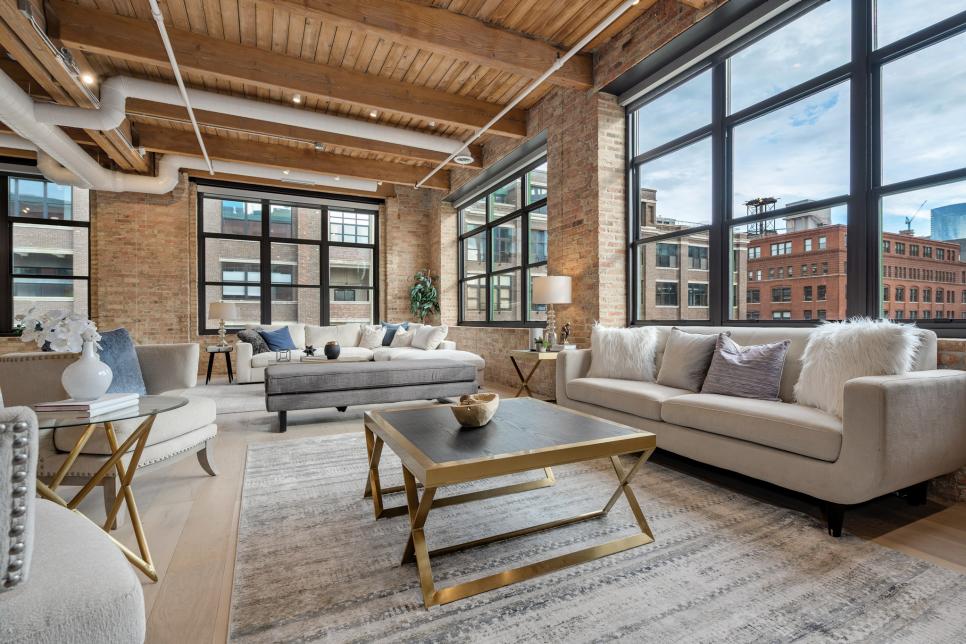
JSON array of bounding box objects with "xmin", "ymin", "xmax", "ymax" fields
[{"xmin": 363, "ymin": 398, "xmax": 656, "ymax": 608}]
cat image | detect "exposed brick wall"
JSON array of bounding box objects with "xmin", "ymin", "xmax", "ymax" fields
[{"xmin": 380, "ymin": 186, "xmax": 433, "ymax": 323}]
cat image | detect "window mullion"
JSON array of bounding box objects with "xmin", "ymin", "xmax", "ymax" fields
[{"xmin": 710, "ymin": 60, "xmax": 728, "ymax": 325}]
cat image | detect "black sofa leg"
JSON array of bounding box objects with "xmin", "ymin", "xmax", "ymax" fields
[
  {"xmin": 278, "ymin": 411, "xmax": 287, "ymax": 433},
  {"xmin": 899, "ymin": 481, "xmax": 929, "ymax": 506},
  {"xmin": 824, "ymin": 502, "xmax": 845, "ymax": 537},
  {"xmin": 336, "ymin": 406, "xmax": 347, "ymax": 412}
]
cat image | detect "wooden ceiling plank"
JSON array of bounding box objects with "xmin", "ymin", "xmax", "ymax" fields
[
  {"xmin": 265, "ymin": 0, "xmax": 591, "ymax": 89},
  {"xmin": 138, "ymin": 124, "xmax": 451, "ymax": 189},
  {"xmin": 50, "ymin": 0, "xmax": 526, "ymax": 136}
]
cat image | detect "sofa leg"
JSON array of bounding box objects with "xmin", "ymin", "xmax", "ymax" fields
[
  {"xmin": 899, "ymin": 481, "xmax": 929, "ymax": 506},
  {"xmin": 103, "ymin": 477, "xmax": 122, "ymax": 530},
  {"xmin": 278, "ymin": 410, "xmax": 287, "ymax": 433},
  {"xmin": 196, "ymin": 439, "xmax": 218, "ymax": 476},
  {"xmin": 824, "ymin": 502, "xmax": 845, "ymax": 537},
  {"xmin": 336, "ymin": 406, "xmax": 347, "ymax": 412}
]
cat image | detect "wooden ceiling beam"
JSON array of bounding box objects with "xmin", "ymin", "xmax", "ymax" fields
[
  {"xmin": 137, "ymin": 125, "xmax": 450, "ymax": 191},
  {"xmin": 676, "ymin": 0, "xmax": 718, "ymax": 9},
  {"xmin": 0, "ymin": 0, "xmax": 148, "ymax": 172},
  {"xmin": 49, "ymin": 0, "xmax": 526, "ymax": 138},
  {"xmin": 272, "ymin": 0, "xmax": 593, "ymax": 89},
  {"xmin": 126, "ymin": 99, "xmax": 483, "ymax": 169}
]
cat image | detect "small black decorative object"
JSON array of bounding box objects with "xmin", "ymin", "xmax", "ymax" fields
[
  {"xmin": 560, "ymin": 323, "xmax": 572, "ymax": 345},
  {"xmin": 304, "ymin": 344, "xmax": 316, "ymax": 357},
  {"xmin": 324, "ymin": 340, "xmax": 341, "ymax": 360}
]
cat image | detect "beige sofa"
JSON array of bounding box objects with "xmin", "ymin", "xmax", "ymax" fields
[
  {"xmin": 0, "ymin": 344, "xmax": 217, "ymax": 525},
  {"xmin": 235, "ymin": 322, "xmax": 485, "ymax": 384},
  {"xmin": 557, "ymin": 326, "xmax": 966, "ymax": 536}
]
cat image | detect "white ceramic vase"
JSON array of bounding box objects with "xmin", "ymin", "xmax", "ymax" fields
[{"xmin": 61, "ymin": 340, "xmax": 113, "ymax": 401}]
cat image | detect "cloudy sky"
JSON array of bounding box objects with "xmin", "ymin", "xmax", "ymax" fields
[{"xmin": 636, "ymin": 0, "xmax": 966, "ymax": 240}]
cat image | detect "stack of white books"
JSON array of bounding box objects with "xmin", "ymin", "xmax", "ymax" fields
[{"xmin": 34, "ymin": 392, "xmax": 140, "ymax": 417}]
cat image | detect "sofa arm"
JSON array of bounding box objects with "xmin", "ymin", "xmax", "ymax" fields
[
  {"xmin": 556, "ymin": 349, "xmax": 592, "ymax": 403},
  {"xmin": 135, "ymin": 344, "xmax": 200, "ymax": 394},
  {"xmin": 0, "ymin": 353, "xmax": 73, "ymax": 406},
  {"xmin": 438, "ymin": 340, "xmax": 456, "ymax": 351},
  {"xmin": 235, "ymin": 342, "xmax": 254, "ymax": 383},
  {"xmin": 839, "ymin": 369, "xmax": 966, "ymax": 500},
  {"xmin": 1, "ymin": 407, "xmax": 38, "ymax": 593}
]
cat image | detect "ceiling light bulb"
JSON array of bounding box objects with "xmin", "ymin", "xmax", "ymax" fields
[
  {"xmin": 369, "ymin": 110, "xmax": 379, "ymax": 118},
  {"xmin": 81, "ymin": 73, "xmax": 96, "ymax": 85},
  {"xmin": 429, "ymin": 121, "xmax": 437, "ymax": 127},
  {"xmin": 292, "ymin": 94, "xmax": 302, "ymax": 104},
  {"xmin": 282, "ymin": 170, "xmax": 290, "ymax": 175},
  {"xmin": 377, "ymin": 181, "xmax": 383, "ymax": 186},
  {"xmin": 334, "ymin": 176, "xmax": 340, "ymax": 181}
]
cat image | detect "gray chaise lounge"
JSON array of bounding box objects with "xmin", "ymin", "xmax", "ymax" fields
[{"xmin": 265, "ymin": 359, "xmax": 479, "ymax": 432}]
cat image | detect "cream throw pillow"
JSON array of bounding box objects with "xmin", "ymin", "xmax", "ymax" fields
[
  {"xmin": 794, "ymin": 318, "xmax": 921, "ymax": 418},
  {"xmin": 390, "ymin": 328, "xmax": 414, "ymax": 347},
  {"xmin": 411, "ymin": 324, "xmax": 448, "ymax": 350},
  {"xmin": 359, "ymin": 325, "xmax": 386, "ymax": 349},
  {"xmin": 587, "ymin": 324, "xmax": 659, "ymax": 382}
]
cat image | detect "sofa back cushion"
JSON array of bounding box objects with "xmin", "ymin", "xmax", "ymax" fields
[
  {"xmin": 652, "ymin": 326, "xmax": 936, "ymax": 403},
  {"xmin": 304, "ymin": 323, "xmax": 362, "ymax": 348}
]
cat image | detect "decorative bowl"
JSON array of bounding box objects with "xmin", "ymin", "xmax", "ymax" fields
[{"xmin": 451, "ymin": 393, "xmax": 499, "ymax": 428}]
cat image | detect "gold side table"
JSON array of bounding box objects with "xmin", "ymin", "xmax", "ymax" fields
[
  {"xmin": 509, "ymin": 349, "xmax": 558, "ymax": 401},
  {"xmin": 34, "ymin": 395, "xmax": 188, "ymax": 581}
]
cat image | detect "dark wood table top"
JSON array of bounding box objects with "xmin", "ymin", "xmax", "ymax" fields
[{"xmin": 366, "ymin": 398, "xmax": 655, "ymax": 486}]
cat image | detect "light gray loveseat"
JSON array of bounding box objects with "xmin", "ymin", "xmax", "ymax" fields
[{"xmin": 557, "ymin": 326, "xmax": 966, "ymax": 535}]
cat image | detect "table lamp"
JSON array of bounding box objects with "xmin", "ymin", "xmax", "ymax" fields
[
  {"xmin": 208, "ymin": 301, "xmax": 239, "ymax": 346},
  {"xmin": 532, "ymin": 276, "xmax": 571, "ymax": 348}
]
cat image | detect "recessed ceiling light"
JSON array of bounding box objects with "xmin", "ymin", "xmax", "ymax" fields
[
  {"xmin": 282, "ymin": 170, "xmax": 290, "ymax": 175},
  {"xmin": 292, "ymin": 94, "xmax": 302, "ymax": 104},
  {"xmin": 334, "ymin": 176, "xmax": 340, "ymax": 181},
  {"xmin": 369, "ymin": 110, "xmax": 379, "ymax": 118},
  {"xmin": 429, "ymin": 121, "xmax": 437, "ymax": 127},
  {"xmin": 81, "ymin": 73, "xmax": 96, "ymax": 85},
  {"xmin": 454, "ymin": 152, "xmax": 474, "ymax": 165}
]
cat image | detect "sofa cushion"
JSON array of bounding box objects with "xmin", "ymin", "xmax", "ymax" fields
[
  {"xmin": 656, "ymin": 328, "xmax": 721, "ymax": 392},
  {"xmin": 265, "ymin": 359, "xmax": 477, "ymax": 395},
  {"xmin": 701, "ymin": 335, "xmax": 790, "ymax": 401},
  {"xmin": 304, "ymin": 347, "xmax": 372, "ymax": 363},
  {"xmin": 390, "ymin": 348, "xmax": 485, "ymax": 370},
  {"xmin": 98, "ymin": 328, "xmax": 147, "ymax": 396},
  {"xmin": 258, "ymin": 326, "xmax": 297, "ymax": 351},
  {"xmin": 411, "ymin": 324, "xmax": 448, "ymax": 350},
  {"xmin": 661, "ymin": 393, "xmax": 843, "ymax": 462},
  {"xmin": 236, "ymin": 329, "xmax": 270, "ymax": 354},
  {"xmin": 255, "ymin": 323, "xmax": 305, "ymax": 348},
  {"xmin": 380, "ymin": 321, "xmax": 409, "ymax": 346},
  {"xmin": 53, "ymin": 393, "xmax": 217, "ymax": 455},
  {"xmin": 304, "ymin": 323, "xmax": 362, "ymax": 348},
  {"xmin": 251, "ymin": 349, "xmax": 307, "ymax": 368},
  {"xmin": 567, "ymin": 378, "xmax": 691, "ymax": 421}
]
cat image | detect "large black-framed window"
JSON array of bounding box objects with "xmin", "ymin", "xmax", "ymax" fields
[
  {"xmin": 457, "ymin": 157, "xmax": 548, "ymax": 326},
  {"xmin": 0, "ymin": 168, "xmax": 90, "ymax": 333},
  {"xmin": 197, "ymin": 183, "xmax": 380, "ymax": 333},
  {"xmin": 626, "ymin": 0, "xmax": 966, "ymax": 334}
]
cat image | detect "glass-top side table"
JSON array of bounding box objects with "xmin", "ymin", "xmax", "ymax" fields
[
  {"xmin": 34, "ymin": 395, "xmax": 189, "ymax": 581},
  {"xmin": 509, "ymin": 349, "xmax": 559, "ymax": 402}
]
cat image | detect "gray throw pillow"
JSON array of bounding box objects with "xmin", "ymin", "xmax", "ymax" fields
[
  {"xmin": 701, "ymin": 334, "xmax": 790, "ymax": 401},
  {"xmin": 98, "ymin": 328, "xmax": 147, "ymax": 396},
  {"xmin": 237, "ymin": 329, "xmax": 270, "ymax": 355},
  {"xmin": 656, "ymin": 328, "xmax": 722, "ymax": 392}
]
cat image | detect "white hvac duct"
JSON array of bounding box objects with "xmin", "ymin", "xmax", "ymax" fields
[
  {"xmin": 0, "ymin": 75, "xmax": 376, "ymax": 193},
  {"xmin": 31, "ymin": 76, "xmax": 465, "ymax": 155}
]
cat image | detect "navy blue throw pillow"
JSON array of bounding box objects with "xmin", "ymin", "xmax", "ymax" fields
[
  {"xmin": 98, "ymin": 328, "xmax": 147, "ymax": 395},
  {"xmin": 380, "ymin": 321, "xmax": 410, "ymax": 346},
  {"xmin": 259, "ymin": 326, "xmax": 297, "ymax": 351}
]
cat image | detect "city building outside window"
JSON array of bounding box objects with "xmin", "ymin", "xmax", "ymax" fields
[
  {"xmin": 688, "ymin": 283, "xmax": 709, "ymax": 307},
  {"xmin": 818, "ymin": 285, "xmax": 828, "ymax": 301},
  {"xmin": 689, "ymin": 246, "xmax": 709, "ymax": 270},
  {"xmin": 656, "ymin": 282, "xmax": 679, "ymax": 307},
  {"xmin": 804, "ymin": 310, "xmax": 813, "ymax": 320},
  {"xmin": 818, "ymin": 236, "xmax": 827, "ymax": 250},
  {"xmin": 805, "ymin": 239, "xmax": 813, "ymax": 252},
  {"xmin": 2, "ymin": 172, "xmax": 90, "ymax": 331},
  {"xmin": 910, "ymin": 287, "xmax": 918, "ymax": 302},
  {"xmin": 804, "ymin": 286, "xmax": 813, "ymax": 301},
  {"xmin": 199, "ymin": 189, "xmax": 378, "ymax": 330},
  {"xmin": 747, "ymin": 288, "xmax": 760, "ymax": 303},
  {"xmin": 457, "ymin": 158, "xmax": 548, "ymax": 324},
  {"xmin": 818, "ymin": 309, "xmax": 827, "ymax": 320}
]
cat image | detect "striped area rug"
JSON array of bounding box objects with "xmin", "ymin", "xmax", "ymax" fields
[{"xmin": 230, "ymin": 432, "xmax": 966, "ymax": 643}]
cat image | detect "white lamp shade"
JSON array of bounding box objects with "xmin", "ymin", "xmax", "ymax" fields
[
  {"xmin": 208, "ymin": 301, "xmax": 239, "ymax": 321},
  {"xmin": 532, "ymin": 276, "xmax": 572, "ymax": 305}
]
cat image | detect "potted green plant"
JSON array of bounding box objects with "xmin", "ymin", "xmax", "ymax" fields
[{"xmin": 410, "ymin": 270, "xmax": 440, "ymax": 324}]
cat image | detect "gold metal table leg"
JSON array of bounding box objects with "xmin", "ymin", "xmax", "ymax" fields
[
  {"xmin": 37, "ymin": 414, "xmax": 160, "ymax": 581},
  {"xmin": 511, "ymin": 356, "xmax": 540, "ymax": 398},
  {"xmin": 401, "ymin": 450, "xmax": 655, "ymax": 608}
]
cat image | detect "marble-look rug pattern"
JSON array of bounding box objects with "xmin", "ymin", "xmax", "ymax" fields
[{"xmin": 230, "ymin": 433, "xmax": 966, "ymax": 643}]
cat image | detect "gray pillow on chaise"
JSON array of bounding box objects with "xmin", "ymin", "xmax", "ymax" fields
[{"xmin": 98, "ymin": 328, "xmax": 147, "ymax": 396}]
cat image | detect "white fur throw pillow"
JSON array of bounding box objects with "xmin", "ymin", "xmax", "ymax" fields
[
  {"xmin": 359, "ymin": 325, "xmax": 386, "ymax": 350},
  {"xmin": 411, "ymin": 324, "xmax": 448, "ymax": 350},
  {"xmin": 390, "ymin": 328, "xmax": 413, "ymax": 347},
  {"xmin": 794, "ymin": 318, "xmax": 921, "ymax": 418},
  {"xmin": 587, "ymin": 324, "xmax": 659, "ymax": 382}
]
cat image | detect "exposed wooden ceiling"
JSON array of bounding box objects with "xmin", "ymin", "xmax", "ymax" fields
[{"xmin": 0, "ymin": 0, "xmax": 677, "ymax": 195}]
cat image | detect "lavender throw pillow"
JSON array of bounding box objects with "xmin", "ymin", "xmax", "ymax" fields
[{"xmin": 700, "ymin": 335, "xmax": 790, "ymax": 401}]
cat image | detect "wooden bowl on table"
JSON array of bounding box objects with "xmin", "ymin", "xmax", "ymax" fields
[{"xmin": 451, "ymin": 393, "xmax": 500, "ymax": 428}]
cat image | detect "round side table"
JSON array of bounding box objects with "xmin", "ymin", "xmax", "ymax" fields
[{"xmin": 206, "ymin": 344, "xmax": 234, "ymax": 385}]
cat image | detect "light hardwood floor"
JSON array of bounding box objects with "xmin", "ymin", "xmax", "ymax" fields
[{"xmin": 63, "ymin": 380, "xmax": 966, "ymax": 643}]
